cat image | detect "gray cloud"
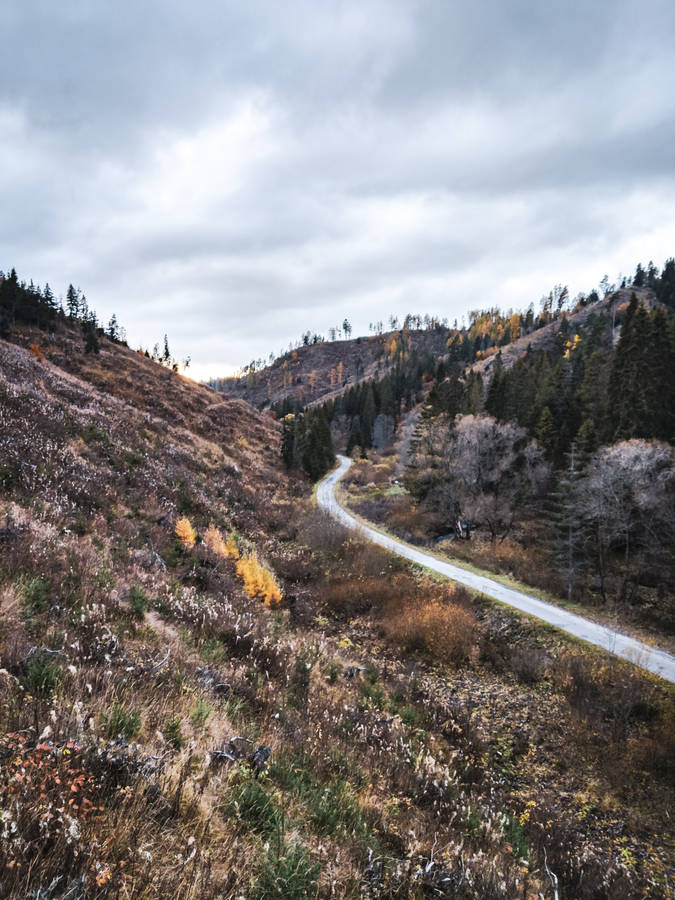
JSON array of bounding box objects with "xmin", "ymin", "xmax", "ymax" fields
[{"xmin": 2, "ymin": 0, "xmax": 674, "ymax": 379}]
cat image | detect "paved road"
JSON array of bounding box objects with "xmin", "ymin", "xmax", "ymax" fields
[{"xmin": 317, "ymin": 455, "xmax": 675, "ymax": 683}]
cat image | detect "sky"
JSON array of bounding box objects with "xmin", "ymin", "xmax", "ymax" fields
[{"xmin": 2, "ymin": 1, "xmax": 675, "ymax": 381}]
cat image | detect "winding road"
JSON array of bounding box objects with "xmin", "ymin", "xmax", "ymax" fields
[{"xmin": 317, "ymin": 455, "xmax": 675, "ymax": 683}]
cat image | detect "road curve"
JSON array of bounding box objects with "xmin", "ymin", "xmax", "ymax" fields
[{"xmin": 317, "ymin": 455, "xmax": 675, "ymax": 683}]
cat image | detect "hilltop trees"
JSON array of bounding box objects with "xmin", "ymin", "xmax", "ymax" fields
[
  {"xmin": 0, "ymin": 268, "xmax": 130, "ymax": 358},
  {"xmin": 607, "ymin": 297, "xmax": 674, "ymax": 442}
]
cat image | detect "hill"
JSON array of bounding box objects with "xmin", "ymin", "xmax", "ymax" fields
[{"xmin": 212, "ymin": 325, "xmax": 450, "ymax": 410}]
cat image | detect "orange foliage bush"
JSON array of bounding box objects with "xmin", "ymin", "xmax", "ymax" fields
[
  {"xmin": 203, "ymin": 523, "xmax": 226, "ymax": 556},
  {"xmin": 175, "ymin": 516, "xmax": 196, "ymax": 550},
  {"xmin": 235, "ymin": 554, "xmax": 282, "ymax": 608},
  {"xmin": 224, "ymin": 533, "xmax": 239, "ymax": 560},
  {"xmin": 382, "ymin": 588, "xmax": 476, "ymax": 663}
]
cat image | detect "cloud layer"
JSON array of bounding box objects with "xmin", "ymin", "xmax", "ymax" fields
[{"xmin": 3, "ymin": 1, "xmax": 675, "ymax": 378}]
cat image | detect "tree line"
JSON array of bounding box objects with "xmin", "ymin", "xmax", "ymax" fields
[{"xmin": 0, "ymin": 267, "xmax": 187, "ymax": 369}]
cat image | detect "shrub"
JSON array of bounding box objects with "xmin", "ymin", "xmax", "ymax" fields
[
  {"xmin": 504, "ymin": 814, "xmax": 530, "ymax": 861},
  {"xmin": 226, "ymin": 777, "xmax": 281, "ymax": 836},
  {"xmin": 225, "ymin": 533, "xmax": 240, "ymax": 560},
  {"xmin": 21, "ymin": 654, "xmax": 61, "ymax": 699},
  {"xmin": 128, "ymin": 585, "xmax": 148, "ymax": 621},
  {"xmin": 0, "ymin": 462, "xmax": 21, "ymax": 491},
  {"xmin": 102, "ymin": 703, "xmax": 141, "ymax": 740},
  {"xmin": 382, "ymin": 594, "xmax": 476, "ymax": 664},
  {"xmin": 306, "ymin": 778, "xmax": 367, "ymax": 838},
  {"xmin": 251, "ymin": 841, "xmax": 320, "ymax": 900},
  {"xmin": 190, "ymin": 698, "xmax": 212, "ymax": 730},
  {"xmin": 203, "ymin": 523, "xmax": 227, "ymax": 556},
  {"xmin": 175, "ymin": 516, "xmax": 196, "ymax": 550},
  {"xmin": 22, "ymin": 576, "xmax": 51, "ymax": 615},
  {"xmin": 164, "ymin": 716, "xmax": 184, "ymax": 750},
  {"xmin": 236, "ymin": 554, "xmax": 282, "ymax": 608}
]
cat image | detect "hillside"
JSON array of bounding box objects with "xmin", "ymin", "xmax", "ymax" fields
[
  {"xmin": 0, "ymin": 306, "xmax": 674, "ymax": 898},
  {"xmin": 471, "ymin": 286, "xmax": 658, "ymax": 380},
  {"xmin": 213, "ymin": 326, "xmax": 450, "ymax": 410},
  {"xmin": 212, "ymin": 286, "xmax": 659, "ymax": 416}
]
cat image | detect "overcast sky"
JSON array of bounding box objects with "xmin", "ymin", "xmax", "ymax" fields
[{"xmin": 2, "ymin": 1, "xmax": 675, "ymax": 380}]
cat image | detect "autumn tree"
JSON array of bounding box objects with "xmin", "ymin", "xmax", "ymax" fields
[{"xmin": 175, "ymin": 516, "xmax": 196, "ymax": 550}]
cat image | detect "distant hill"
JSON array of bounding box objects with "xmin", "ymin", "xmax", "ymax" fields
[
  {"xmin": 211, "ymin": 326, "xmax": 450, "ymax": 410},
  {"xmin": 212, "ymin": 275, "xmax": 672, "ymax": 417}
]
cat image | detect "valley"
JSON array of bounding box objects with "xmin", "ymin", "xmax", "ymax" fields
[{"xmin": 0, "ymin": 268, "xmax": 673, "ymax": 899}]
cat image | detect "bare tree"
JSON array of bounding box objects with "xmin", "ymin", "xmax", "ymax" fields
[
  {"xmin": 574, "ymin": 440, "xmax": 674, "ymax": 604},
  {"xmin": 405, "ymin": 414, "xmax": 549, "ymax": 540},
  {"xmin": 449, "ymin": 415, "xmax": 549, "ymax": 541}
]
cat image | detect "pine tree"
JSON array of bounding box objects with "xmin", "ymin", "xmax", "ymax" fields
[
  {"xmin": 536, "ymin": 406, "xmax": 558, "ymax": 459},
  {"xmin": 608, "ymin": 295, "xmax": 649, "ymax": 440},
  {"xmin": 66, "ymin": 284, "xmax": 79, "ymax": 320},
  {"xmin": 281, "ymin": 416, "xmax": 295, "ymax": 469},
  {"xmin": 547, "ymin": 442, "xmax": 589, "ymax": 604},
  {"xmin": 107, "ymin": 314, "xmax": 119, "ymax": 342},
  {"xmin": 82, "ymin": 320, "xmax": 100, "ymax": 354},
  {"xmin": 485, "ymin": 351, "xmax": 506, "ymax": 419}
]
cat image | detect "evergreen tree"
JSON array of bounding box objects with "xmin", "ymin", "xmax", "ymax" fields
[
  {"xmin": 656, "ymin": 258, "xmax": 675, "ymax": 311},
  {"xmin": 66, "ymin": 284, "xmax": 79, "ymax": 319},
  {"xmin": 547, "ymin": 442, "xmax": 590, "ymax": 604},
  {"xmin": 484, "ymin": 351, "xmax": 506, "ymax": 420},
  {"xmin": 82, "ymin": 320, "xmax": 100, "ymax": 354},
  {"xmin": 536, "ymin": 406, "xmax": 558, "ymax": 459},
  {"xmin": 107, "ymin": 314, "xmax": 119, "ymax": 342},
  {"xmin": 281, "ymin": 417, "xmax": 295, "ymax": 469}
]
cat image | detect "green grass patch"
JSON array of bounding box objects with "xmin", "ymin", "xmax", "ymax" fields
[{"xmin": 102, "ymin": 703, "xmax": 141, "ymax": 740}]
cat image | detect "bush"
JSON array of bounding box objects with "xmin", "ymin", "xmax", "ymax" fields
[
  {"xmin": 226, "ymin": 777, "xmax": 281, "ymax": 836},
  {"xmin": 21, "ymin": 654, "xmax": 61, "ymax": 699},
  {"xmin": 128, "ymin": 585, "xmax": 148, "ymax": 621},
  {"xmin": 203, "ymin": 523, "xmax": 227, "ymax": 556},
  {"xmin": 190, "ymin": 698, "xmax": 212, "ymax": 730},
  {"xmin": 251, "ymin": 841, "xmax": 320, "ymax": 900},
  {"xmin": 22, "ymin": 577, "xmax": 51, "ymax": 615},
  {"xmin": 382, "ymin": 590, "xmax": 476, "ymax": 664},
  {"xmin": 236, "ymin": 554, "xmax": 282, "ymax": 608},
  {"xmin": 175, "ymin": 516, "xmax": 196, "ymax": 550},
  {"xmin": 0, "ymin": 462, "xmax": 21, "ymax": 492},
  {"xmin": 164, "ymin": 716, "xmax": 184, "ymax": 750},
  {"xmin": 102, "ymin": 703, "xmax": 141, "ymax": 740}
]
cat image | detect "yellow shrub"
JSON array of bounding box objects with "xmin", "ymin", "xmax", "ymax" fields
[
  {"xmin": 235, "ymin": 554, "xmax": 282, "ymax": 609},
  {"xmin": 204, "ymin": 523, "xmax": 226, "ymax": 556},
  {"xmin": 175, "ymin": 516, "xmax": 196, "ymax": 550},
  {"xmin": 224, "ymin": 534, "xmax": 240, "ymax": 560}
]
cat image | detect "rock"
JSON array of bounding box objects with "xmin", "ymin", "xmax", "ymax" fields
[
  {"xmin": 132, "ymin": 548, "xmax": 167, "ymax": 571},
  {"xmin": 249, "ymin": 744, "xmax": 272, "ymax": 776}
]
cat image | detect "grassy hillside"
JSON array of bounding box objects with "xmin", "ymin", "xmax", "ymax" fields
[{"xmin": 0, "ymin": 322, "xmax": 673, "ymax": 898}]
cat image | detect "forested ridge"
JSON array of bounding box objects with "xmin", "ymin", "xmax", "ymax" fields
[
  {"xmin": 281, "ymin": 259, "xmax": 675, "ymax": 481},
  {"xmin": 0, "ymin": 267, "xmax": 187, "ymax": 369}
]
